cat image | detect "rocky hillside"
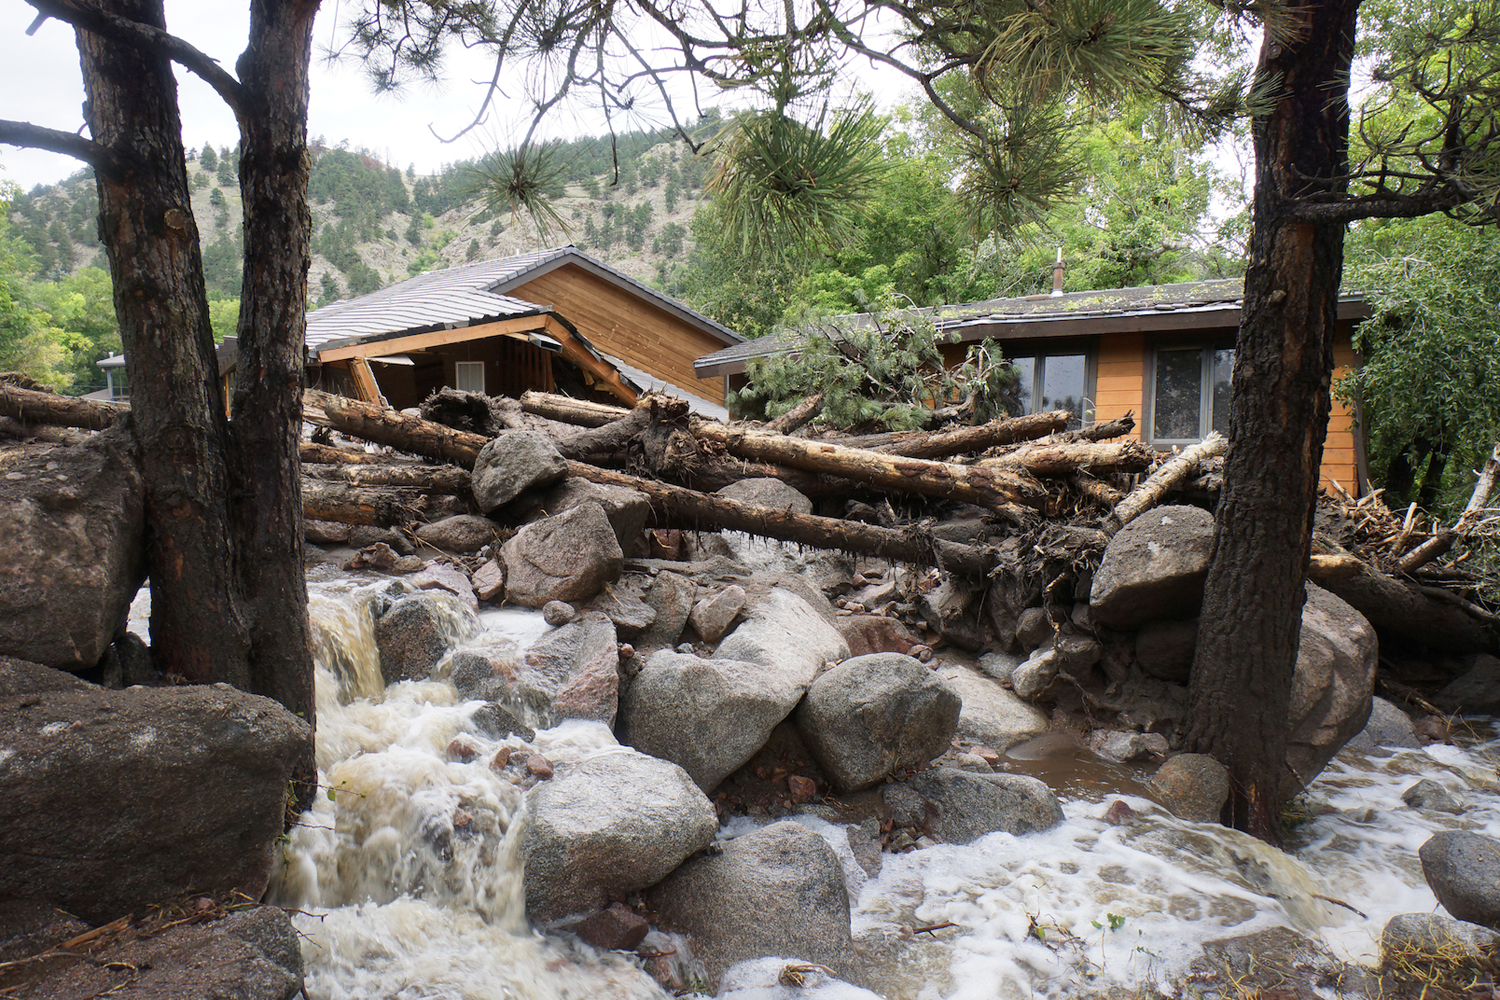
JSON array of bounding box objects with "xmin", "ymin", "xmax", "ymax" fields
[{"xmin": 4, "ymin": 125, "xmax": 714, "ymax": 309}]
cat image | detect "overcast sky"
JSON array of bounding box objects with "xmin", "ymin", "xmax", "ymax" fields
[{"xmin": 0, "ymin": 2, "xmax": 915, "ymax": 192}]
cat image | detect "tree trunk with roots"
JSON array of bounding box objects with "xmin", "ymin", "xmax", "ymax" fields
[{"xmin": 1186, "ymin": 0, "xmax": 1363, "ymax": 845}]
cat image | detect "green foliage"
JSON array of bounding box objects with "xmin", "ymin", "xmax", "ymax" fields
[
  {"xmin": 1336, "ymin": 215, "xmax": 1500, "ymax": 514},
  {"xmin": 200, "ymin": 143, "xmax": 218, "ymax": 171},
  {"xmin": 470, "ymin": 141, "xmax": 570, "ymax": 239},
  {"xmin": 730, "ymin": 298, "xmax": 1019, "ymax": 430},
  {"xmin": 706, "ymin": 104, "xmax": 885, "ymax": 265},
  {"xmin": 207, "ymin": 297, "xmax": 240, "ymax": 343}
]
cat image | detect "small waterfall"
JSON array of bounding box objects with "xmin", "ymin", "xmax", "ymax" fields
[{"xmin": 269, "ymin": 581, "xmax": 670, "ymax": 1000}]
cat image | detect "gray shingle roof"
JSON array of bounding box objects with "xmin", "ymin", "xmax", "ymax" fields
[
  {"xmin": 694, "ymin": 278, "xmax": 1369, "ymax": 375},
  {"xmin": 307, "ymin": 246, "xmax": 742, "ymax": 355}
]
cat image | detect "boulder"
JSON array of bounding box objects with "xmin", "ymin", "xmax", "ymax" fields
[
  {"xmin": 1135, "ymin": 618, "xmax": 1199, "ymax": 683},
  {"xmin": 837, "ymin": 615, "xmax": 919, "ymax": 658},
  {"xmin": 0, "ymin": 423, "xmax": 145, "ymax": 670},
  {"xmin": 1015, "ymin": 607, "xmax": 1052, "ymax": 651},
  {"xmin": 573, "ymin": 902, "xmax": 650, "ymax": 952},
  {"xmin": 587, "ymin": 583, "xmax": 657, "ymax": 639},
  {"xmin": 650, "ymin": 822, "xmax": 852, "ymax": 989},
  {"xmin": 471, "ymin": 430, "xmax": 567, "ymax": 513},
  {"xmin": 1436, "ymin": 653, "xmax": 1500, "ymax": 714},
  {"xmin": 1087, "ymin": 730, "xmax": 1168, "ymax": 763},
  {"xmin": 373, "ymin": 591, "xmax": 479, "ymax": 685},
  {"xmin": 933, "ymin": 663, "xmax": 1049, "ymax": 750},
  {"xmin": 917, "ymin": 579, "xmax": 986, "ymax": 651},
  {"xmin": 976, "ymin": 650, "xmax": 1023, "ymax": 684},
  {"xmin": 1151, "ymin": 753, "xmax": 1228, "ymax": 823},
  {"xmin": 346, "ymin": 525, "xmax": 413, "ymax": 554},
  {"xmin": 1402, "ymin": 778, "xmax": 1464, "ymax": 814},
  {"xmin": 794, "ymin": 653, "xmax": 961, "ymax": 792},
  {"xmin": 448, "ymin": 644, "xmax": 520, "ymax": 704},
  {"xmin": 620, "ymin": 650, "xmax": 807, "ymax": 790},
  {"xmin": 715, "ymin": 478, "xmax": 813, "ymax": 515},
  {"xmin": 512, "ymin": 612, "xmax": 620, "ymax": 728},
  {"xmin": 413, "ymin": 514, "xmax": 499, "ymax": 553},
  {"xmin": 5, "ymin": 905, "xmax": 304, "ymax": 1000},
  {"xmin": 522, "ymin": 749, "xmax": 716, "ymax": 921},
  {"xmin": 635, "ymin": 571, "xmax": 696, "ymax": 652},
  {"xmin": 714, "ymin": 589, "xmax": 850, "ymax": 682},
  {"xmin": 1011, "ymin": 642, "xmax": 1062, "ymax": 701},
  {"xmin": 1090, "ymin": 505, "xmax": 1214, "ymax": 629},
  {"xmin": 906, "ymin": 768, "xmax": 1064, "ymax": 844},
  {"xmin": 1381, "ymin": 913, "xmax": 1500, "ymax": 970},
  {"xmin": 1284, "ymin": 584, "xmax": 1377, "ymax": 795},
  {"xmin": 471, "ymin": 558, "xmax": 505, "ymax": 602},
  {"xmin": 1420, "ymin": 832, "xmax": 1500, "ymax": 928},
  {"xmin": 688, "ymin": 584, "xmax": 747, "ymax": 643},
  {"xmin": 304, "ymin": 519, "xmax": 351, "ymax": 545},
  {"xmin": 511, "ymin": 478, "xmax": 650, "ymax": 556},
  {"xmin": 408, "ymin": 561, "xmax": 479, "ymax": 611},
  {"xmin": 501, "ymin": 502, "xmax": 624, "ymax": 607},
  {"xmin": 0, "ymin": 673, "xmax": 310, "ymax": 924},
  {"xmin": 1344, "ymin": 697, "xmax": 1420, "ymax": 752}
]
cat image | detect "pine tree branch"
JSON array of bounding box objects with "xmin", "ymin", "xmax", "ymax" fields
[
  {"xmin": 23, "ymin": 0, "xmax": 244, "ymax": 117},
  {"xmin": 0, "ymin": 119, "xmax": 130, "ymax": 178}
]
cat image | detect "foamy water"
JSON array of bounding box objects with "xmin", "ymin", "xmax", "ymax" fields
[{"xmin": 260, "ymin": 578, "xmax": 1498, "ymax": 999}]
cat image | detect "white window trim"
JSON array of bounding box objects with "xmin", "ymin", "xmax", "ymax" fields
[{"xmin": 454, "ymin": 361, "xmax": 485, "ymax": 394}]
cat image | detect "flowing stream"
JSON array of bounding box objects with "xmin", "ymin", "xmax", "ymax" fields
[{"xmin": 254, "ymin": 577, "xmax": 1499, "ymax": 999}]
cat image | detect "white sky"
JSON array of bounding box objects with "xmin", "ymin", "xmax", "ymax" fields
[{"xmin": 0, "ymin": 1, "xmax": 919, "ymax": 192}]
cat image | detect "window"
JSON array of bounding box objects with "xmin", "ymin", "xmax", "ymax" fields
[
  {"xmin": 1008, "ymin": 351, "xmax": 1090, "ymax": 429},
  {"xmin": 1149, "ymin": 346, "xmax": 1233, "ymax": 444},
  {"xmin": 454, "ymin": 361, "xmax": 485, "ymax": 394}
]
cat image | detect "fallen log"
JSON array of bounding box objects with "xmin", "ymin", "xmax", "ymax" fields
[
  {"xmin": 1107, "ymin": 432, "xmax": 1227, "ymax": 534},
  {"xmin": 763, "ymin": 392, "xmax": 824, "ymax": 435},
  {"xmin": 519, "ymin": 390, "xmax": 630, "ymax": 428},
  {"xmin": 300, "ymin": 441, "xmax": 393, "ymax": 465},
  {"xmin": 1069, "ymin": 472, "xmax": 1124, "ymax": 511},
  {"xmin": 0, "ymin": 382, "xmax": 125, "ymax": 430},
  {"xmin": 302, "ymin": 480, "xmax": 468, "ymax": 527},
  {"xmin": 981, "ymin": 439, "xmax": 1154, "ymax": 477},
  {"xmin": 1398, "ymin": 442, "xmax": 1500, "ymax": 574},
  {"xmin": 304, "ymin": 389, "xmax": 485, "ymax": 466},
  {"xmin": 565, "ymin": 461, "xmax": 996, "ymax": 577},
  {"xmin": 1076, "ymin": 413, "xmax": 1135, "ymax": 442},
  {"xmin": 304, "ymin": 462, "xmax": 472, "ymax": 493},
  {"xmin": 1309, "ymin": 553, "xmax": 1497, "ymax": 654},
  {"xmin": 872, "ymin": 410, "xmax": 1072, "ymax": 460},
  {"xmin": 691, "ymin": 419, "xmax": 1047, "ymax": 513}
]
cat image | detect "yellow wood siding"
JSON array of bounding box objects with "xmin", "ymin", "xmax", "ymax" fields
[
  {"xmin": 1094, "ymin": 333, "xmax": 1144, "ymax": 439},
  {"xmin": 512, "ymin": 266, "xmax": 729, "ymax": 405},
  {"xmin": 1323, "ymin": 331, "xmax": 1360, "ymax": 493}
]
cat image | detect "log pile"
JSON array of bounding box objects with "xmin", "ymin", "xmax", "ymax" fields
[{"xmin": 2, "ymin": 377, "xmax": 1494, "ymax": 657}]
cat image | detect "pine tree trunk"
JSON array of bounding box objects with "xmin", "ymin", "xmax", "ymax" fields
[
  {"xmin": 1186, "ymin": 0, "xmax": 1362, "ymax": 845},
  {"xmin": 77, "ymin": 0, "xmax": 252, "ymax": 687},
  {"xmin": 230, "ymin": 0, "xmax": 320, "ymax": 730}
]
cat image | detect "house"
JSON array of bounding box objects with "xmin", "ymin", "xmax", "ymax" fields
[
  {"xmin": 305, "ymin": 246, "xmax": 743, "ymax": 416},
  {"xmin": 693, "ymin": 277, "xmax": 1372, "ymax": 493}
]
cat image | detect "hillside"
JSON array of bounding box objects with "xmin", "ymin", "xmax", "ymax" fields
[{"xmin": 4, "ymin": 125, "xmax": 715, "ymax": 312}]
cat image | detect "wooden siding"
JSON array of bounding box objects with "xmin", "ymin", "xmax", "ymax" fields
[
  {"xmin": 1324, "ymin": 333, "xmax": 1360, "ymax": 493},
  {"xmin": 1094, "ymin": 332, "xmax": 1144, "ymax": 439},
  {"xmin": 512, "ymin": 265, "xmax": 729, "ymax": 405}
]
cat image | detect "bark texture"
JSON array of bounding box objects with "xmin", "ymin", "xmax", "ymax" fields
[
  {"xmin": 77, "ymin": 0, "xmax": 250, "ymax": 688},
  {"xmin": 230, "ymin": 0, "xmax": 320, "ymax": 726},
  {"xmin": 1186, "ymin": 0, "xmax": 1362, "ymax": 844}
]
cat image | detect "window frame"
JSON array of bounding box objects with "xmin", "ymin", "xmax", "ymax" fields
[
  {"xmin": 453, "ymin": 360, "xmax": 486, "ymax": 394},
  {"xmin": 1000, "ymin": 340, "xmax": 1098, "ymax": 429},
  {"xmin": 1144, "ymin": 341, "xmax": 1234, "ymax": 446}
]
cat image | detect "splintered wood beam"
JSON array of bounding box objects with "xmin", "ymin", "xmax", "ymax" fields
[
  {"xmin": 542, "ymin": 317, "xmax": 639, "ymax": 407},
  {"xmin": 691, "ymin": 418, "xmax": 1047, "ymax": 513},
  {"xmin": 347, "ymin": 357, "xmax": 385, "ymax": 406}
]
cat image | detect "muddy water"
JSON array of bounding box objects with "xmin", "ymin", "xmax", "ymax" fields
[{"xmin": 262, "ymin": 579, "xmax": 1499, "ymax": 999}]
